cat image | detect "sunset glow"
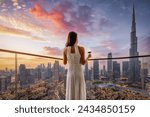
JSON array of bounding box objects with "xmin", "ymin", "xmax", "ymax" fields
[{"xmin": 0, "ymin": 0, "xmax": 150, "ymax": 69}]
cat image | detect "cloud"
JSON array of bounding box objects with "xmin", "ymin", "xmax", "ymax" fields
[
  {"xmin": 139, "ymin": 35, "xmax": 150, "ymax": 54},
  {"xmin": 90, "ymin": 33, "xmax": 150, "ymax": 58},
  {"xmin": 99, "ymin": 40, "xmax": 117, "ymax": 51},
  {"xmin": 90, "ymin": 40, "xmax": 119, "ymax": 58},
  {"xmin": 0, "ymin": 0, "xmax": 132, "ymax": 59},
  {"xmin": 43, "ymin": 46, "xmax": 62, "ymax": 56},
  {"xmin": 22, "ymin": 0, "xmax": 112, "ymax": 39},
  {"xmin": 92, "ymin": 40, "xmax": 117, "ymax": 52},
  {"xmin": 29, "ymin": 4, "xmax": 72, "ymax": 30},
  {"xmin": 99, "ymin": 17, "xmax": 112, "ymax": 30},
  {"xmin": 31, "ymin": 36, "xmax": 47, "ymax": 41},
  {"xmin": 28, "ymin": 1, "xmax": 96, "ymax": 34},
  {"xmin": 0, "ymin": 24, "xmax": 28, "ymax": 35},
  {"xmin": 0, "ymin": 24, "xmax": 47, "ymax": 42}
]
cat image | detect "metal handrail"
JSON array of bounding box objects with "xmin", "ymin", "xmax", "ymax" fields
[
  {"xmin": 0, "ymin": 48, "xmax": 150, "ymax": 60},
  {"xmin": 89, "ymin": 54, "xmax": 150, "ymax": 60},
  {"xmin": 0, "ymin": 49, "xmax": 63, "ymax": 60}
]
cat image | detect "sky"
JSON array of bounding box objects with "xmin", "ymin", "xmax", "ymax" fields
[{"xmin": 0, "ymin": 0, "xmax": 150, "ymax": 61}]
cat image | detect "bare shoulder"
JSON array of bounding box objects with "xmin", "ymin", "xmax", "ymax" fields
[
  {"xmin": 78, "ymin": 46, "xmax": 85, "ymax": 50},
  {"xmin": 78, "ymin": 46, "xmax": 85, "ymax": 54},
  {"xmin": 64, "ymin": 47, "xmax": 67, "ymax": 51},
  {"xmin": 63, "ymin": 47, "xmax": 67, "ymax": 54}
]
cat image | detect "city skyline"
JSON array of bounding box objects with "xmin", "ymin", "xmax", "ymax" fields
[
  {"xmin": 0, "ymin": 0, "xmax": 150, "ymax": 60},
  {"xmin": 0, "ymin": 0, "xmax": 150, "ymax": 100}
]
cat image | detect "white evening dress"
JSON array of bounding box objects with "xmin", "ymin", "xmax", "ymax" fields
[{"xmin": 66, "ymin": 45, "xmax": 86, "ymax": 100}]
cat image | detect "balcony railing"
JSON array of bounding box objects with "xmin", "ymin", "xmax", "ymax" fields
[{"xmin": 0, "ymin": 48, "xmax": 150, "ymax": 100}]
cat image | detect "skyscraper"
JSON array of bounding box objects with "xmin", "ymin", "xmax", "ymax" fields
[
  {"xmin": 47, "ymin": 63, "xmax": 52, "ymax": 79},
  {"xmin": 0, "ymin": 75, "xmax": 11, "ymax": 92},
  {"xmin": 52, "ymin": 60, "xmax": 59, "ymax": 81},
  {"xmin": 107, "ymin": 53, "xmax": 113, "ymax": 80},
  {"xmin": 89, "ymin": 67, "xmax": 93, "ymax": 80},
  {"xmin": 113, "ymin": 61, "xmax": 120, "ymax": 81},
  {"xmin": 36, "ymin": 67, "xmax": 41, "ymax": 80},
  {"xmin": 122, "ymin": 61, "xmax": 129, "ymax": 78},
  {"xmin": 19, "ymin": 64, "xmax": 28, "ymax": 87},
  {"xmin": 129, "ymin": 3, "xmax": 140, "ymax": 83},
  {"xmin": 19, "ymin": 64, "xmax": 35, "ymax": 87},
  {"xmin": 26, "ymin": 69, "xmax": 34, "ymax": 84},
  {"xmin": 141, "ymin": 63, "xmax": 148, "ymax": 78},
  {"xmin": 93, "ymin": 60, "xmax": 99, "ymax": 80},
  {"xmin": 101, "ymin": 65, "xmax": 107, "ymax": 77},
  {"xmin": 84, "ymin": 63, "xmax": 89, "ymax": 80}
]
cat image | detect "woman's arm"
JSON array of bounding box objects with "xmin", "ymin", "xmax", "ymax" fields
[
  {"xmin": 63, "ymin": 48, "xmax": 67, "ymax": 65},
  {"xmin": 79, "ymin": 47, "xmax": 91, "ymax": 65}
]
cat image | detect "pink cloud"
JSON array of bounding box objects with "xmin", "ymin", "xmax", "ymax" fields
[
  {"xmin": 43, "ymin": 46, "xmax": 62, "ymax": 56},
  {"xmin": 28, "ymin": 1, "xmax": 112, "ymax": 40},
  {"xmin": 90, "ymin": 40, "xmax": 119, "ymax": 58},
  {"xmin": 28, "ymin": 1, "xmax": 95, "ymax": 35},
  {"xmin": 96, "ymin": 40, "xmax": 117, "ymax": 52},
  {"xmin": 29, "ymin": 4, "xmax": 72, "ymax": 30},
  {"xmin": 103, "ymin": 41, "xmax": 117, "ymax": 51},
  {"xmin": 139, "ymin": 35, "xmax": 150, "ymax": 55}
]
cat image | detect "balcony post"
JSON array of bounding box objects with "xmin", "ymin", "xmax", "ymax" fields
[{"xmin": 15, "ymin": 53, "xmax": 18, "ymax": 99}]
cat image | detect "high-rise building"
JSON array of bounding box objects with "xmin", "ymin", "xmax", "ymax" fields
[
  {"xmin": 59, "ymin": 66, "xmax": 66, "ymax": 82},
  {"xmin": 36, "ymin": 67, "xmax": 41, "ymax": 80},
  {"xmin": 141, "ymin": 63, "xmax": 148, "ymax": 89},
  {"xmin": 26, "ymin": 69, "xmax": 34, "ymax": 84},
  {"xmin": 84, "ymin": 63, "xmax": 89, "ymax": 80},
  {"xmin": 101, "ymin": 65, "xmax": 107, "ymax": 77},
  {"xmin": 41, "ymin": 70, "xmax": 47, "ymax": 79},
  {"xmin": 19, "ymin": 64, "xmax": 35, "ymax": 87},
  {"xmin": 129, "ymin": 4, "xmax": 140, "ymax": 83},
  {"xmin": 52, "ymin": 60, "xmax": 60, "ymax": 81},
  {"xmin": 29, "ymin": 68, "xmax": 37, "ymax": 81},
  {"xmin": 93, "ymin": 60, "xmax": 99, "ymax": 80},
  {"xmin": 89, "ymin": 67, "xmax": 93, "ymax": 80},
  {"xmin": 122, "ymin": 61, "xmax": 129, "ymax": 78},
  {"xmin": 0, "ymin": 75, "xmax": 11, "ymax": 92},
  {"xmin": 19, "ymin": 64, "xmax": 28, "ymax": 87},
  {"xmin": 47, "ymin": 63, "xmax": 52, "ymax": 79},
  {"xmin": 107, "ymin": 53, "xmax": 113, "ymax": 80},
  {"xmin": 113, "ymin": 61, "xmax": 120, "ymax": 81},
  {"xmin": 142, "ymin": 63, "xmax": 148, "ymax": 78}
]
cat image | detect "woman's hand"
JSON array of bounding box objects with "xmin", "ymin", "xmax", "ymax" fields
[
  {"xmin": 87, "ymin": 53, "xmax": 92, "ymax": 59},
  {"xmin": 85, "ymin": 53, "xmax": 91, "ymax": 64}
]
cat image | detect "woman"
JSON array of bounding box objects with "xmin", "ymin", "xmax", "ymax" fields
[{"xmin": 63, "ymin": 31, "xmax": 91, "ymax": 100}]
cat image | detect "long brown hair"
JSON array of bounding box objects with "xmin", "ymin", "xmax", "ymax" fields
[{"xmin": 66, "ymin": 31, "xmax": 77, "ymax": 47}]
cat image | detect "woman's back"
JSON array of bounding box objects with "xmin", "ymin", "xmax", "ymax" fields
[
  {"xmin": 66, "ymin": 45, "xmax": 86, "ymax": 100},
  {"xmin": 66, "ymin": 45, "xmax": 81, "ymax": 65}
]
